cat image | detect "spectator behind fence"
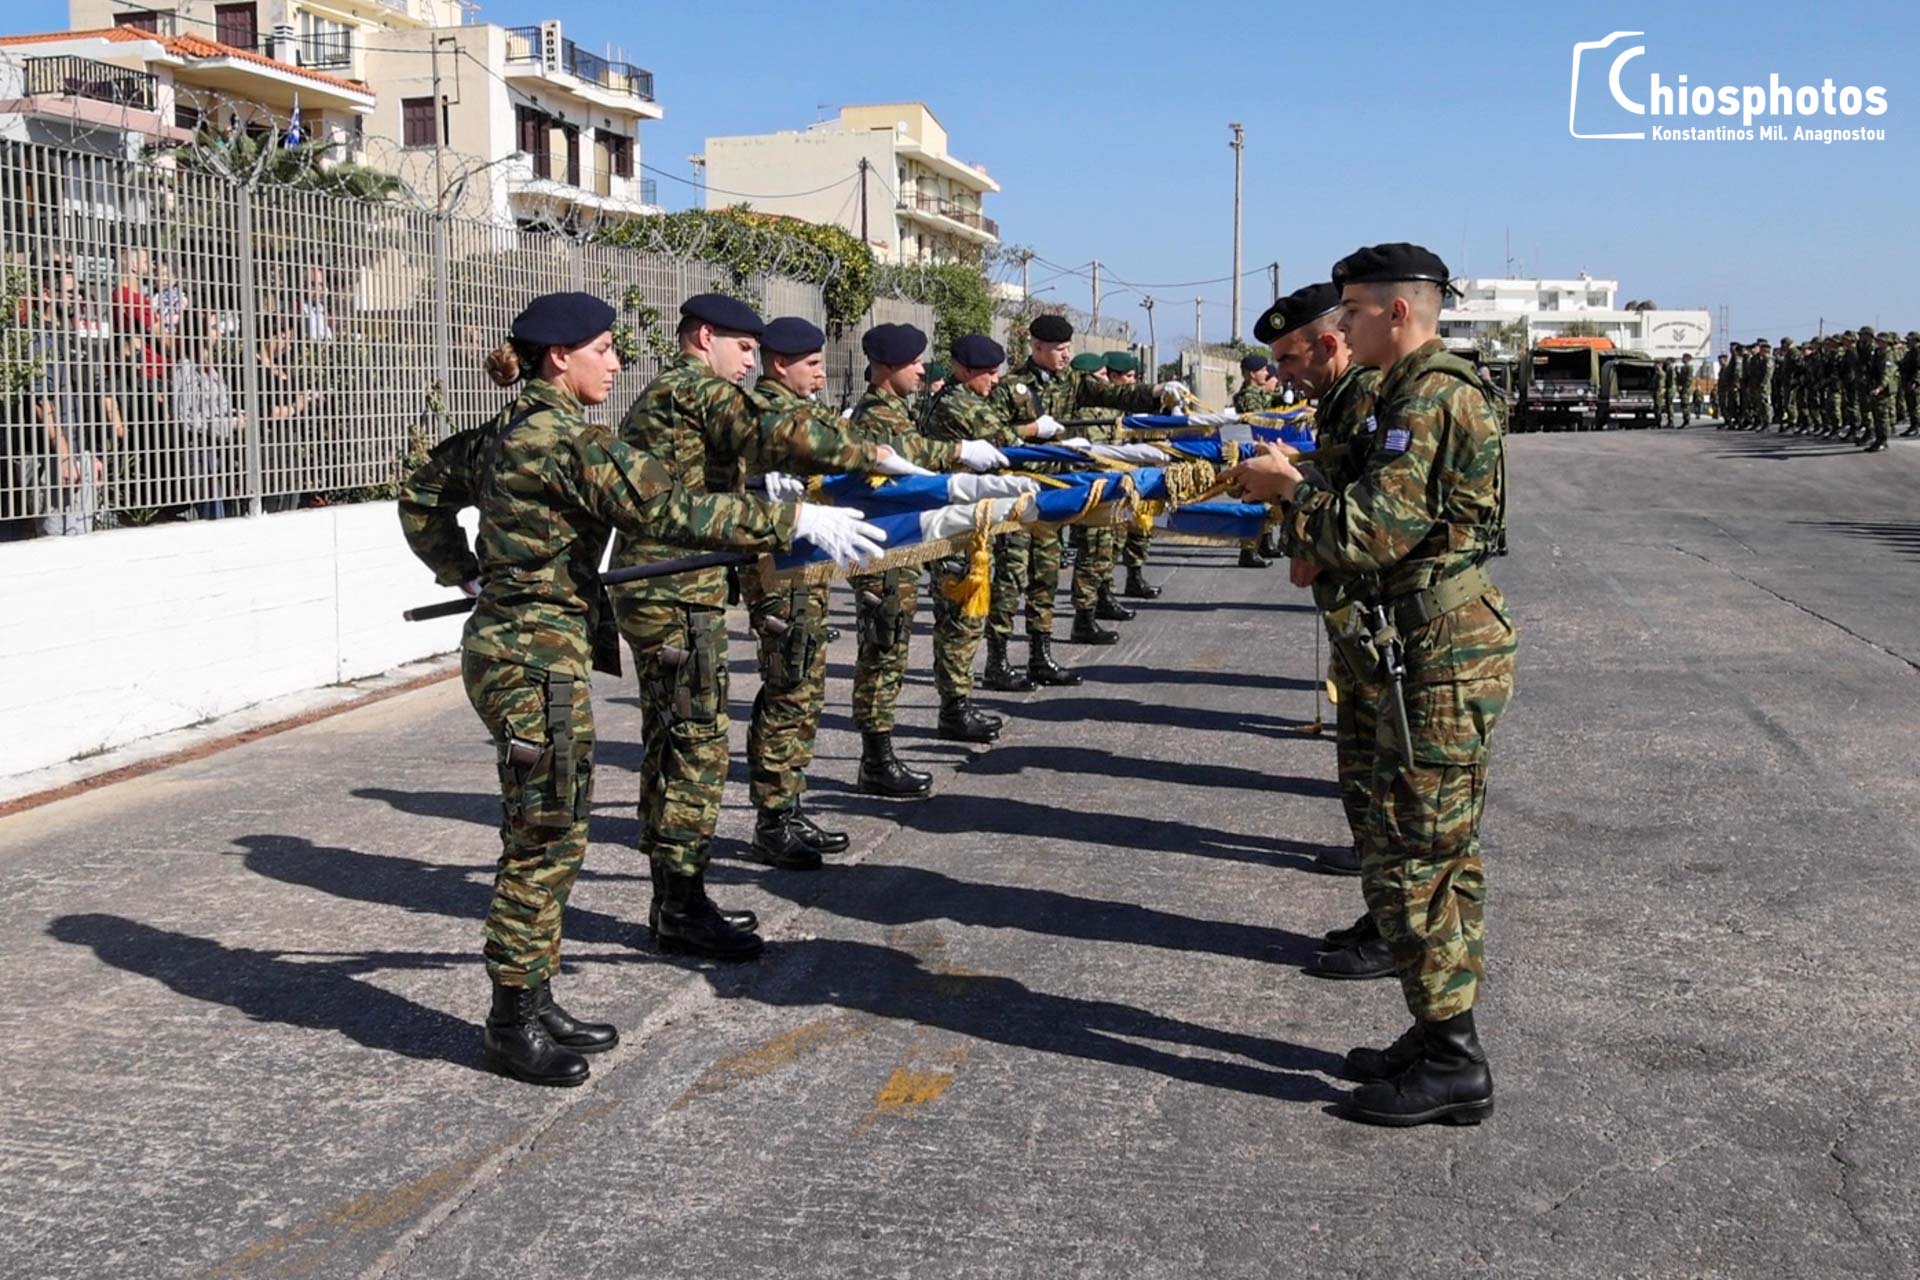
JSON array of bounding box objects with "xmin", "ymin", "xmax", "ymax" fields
[
  {"xmin": 152, "ymin": 259, "xmax": 190, "ymax": 344},
  {"xmin": 111, "ymin": 247, "xmax": 173, "ymax": 510},
  {"xmin": 258, "ymin": 320, "xmax": 320, "ymax": 512},
  {"xmin": 30, "ymin": 280, "xmax": 125, "ymax": 536},
  {"xmin": 296, "ymin": 264, "xmax": 334, "ymax": 342},
  {"xmin": 172, "ymin": 310, "xmax": 244, "ymax": 520}
]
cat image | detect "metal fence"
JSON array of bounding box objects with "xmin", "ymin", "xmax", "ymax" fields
[{"xmin": 0, "ymin": 139, "xmax": 932, "ymax": 537}]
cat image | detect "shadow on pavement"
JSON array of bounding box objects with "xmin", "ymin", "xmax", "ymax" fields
[
  {"xmin": 715, "ymin": 937, "xmax": 1348, "ymax": 1104},
  {"xmin": 1072, "ymin": 663, "xmax": 1313, "ymax": 693},
  {"xmin": 956, "ymin": 743, "xmax": 1338, "ymax": 798},
  {"xmin": 750, "ymin": 861, "xmax": 1317, "ymax": 965},
  {"xmin": 1794, "ymin": 518, "xmax": 1920, "ymax": 559},
  {"xmin": 806, "ymin": 789, "xmax": 1339, "ymax": 870},
  {"xmin": 46, "ymin": 912, "xmax": 484, "ymax": 1070},
  {"xmin": 995, "ymin": 693, "xmax": 1310, "ymax": 738}
]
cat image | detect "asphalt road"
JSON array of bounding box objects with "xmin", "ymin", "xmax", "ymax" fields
[{"xmin": 3, "ymin": 425, "xmax": 1917, "ymax": 1280}]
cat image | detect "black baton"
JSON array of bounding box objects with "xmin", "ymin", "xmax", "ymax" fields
[{"xmin": 403, "ymin": 551, "xmax": 761, "ymax": 622}]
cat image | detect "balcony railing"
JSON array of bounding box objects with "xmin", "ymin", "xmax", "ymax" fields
[
  {"xmin": 295, "ymin": 33, "xmax": 353, "ymax": 70},
  {"xmin": 503, "ymin": 26, "xmax": 655, "ymax": 102},
  {"xmin": 905, "ymin": 193, "xmax": 998, "ymax": 238},
  {"xmin": 22, "ymin": 55, "xmax": 158, "ymax": 112}
]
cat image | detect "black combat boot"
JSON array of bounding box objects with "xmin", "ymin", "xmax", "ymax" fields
[
  {"xmin": 1094, "ymin": 588, "xmax": 1136, "ymax": 622},
  {"xmin": 858, "ymin": 730, "xmax": 934, "ymax": 798},
  {"xmin": 1307, "ymin": 935, "xmax": 1396, "ymax": 980},
  {"xmin": 1238, "ymin": 546, "xmax": 1270, "ymax": 569},
  {"xmin": 1344, "ymin": 1010, "xmax": 1494, "ymax": 1127},
  {"xmin": 1319, "ymin": 912, "xmax": 1378, "ymax": 952},
  {"xmin": 1027, "ymin": 634, "xmax": 1083, "ymax": 687},
  {"xmin": 787, "ymin": 797, "xmax": 849, "ymax": 854},
  {"xmin": 1315, "ymin": 843, "xmax": 1362, "ymax": 876},
  {"xmin": 938, "ymin": 695, "xmax": 1002, "ymax": 743},
  {"xmin": 654, "ymin": 868, "xmax": 764, "ymax": 960},
  {"xmin": 980, "ymin": 637, "xmax": 1033, "ymax": 692},
  {"xmin": 1121, "ymin": 566, "xmax": 1163, "ymax": 599},
  {"xmin": 534, "ymin": 978, "xmax": 619, "ymax": 1054},
  {"xmin": 482, "ymin": 980, "xmax": 591, "ymax": 1087},
  {"xmin": 751, "ymin": 807, "xmax": 825, "ymax": 870},
  {"xmin": 1069, "ymin": 607, "xmax": 1119, "ymax": 646},
  {"xmin": 1344, "ymin": 1023, "xmax": 1424, "ymax": 1082},
  {"xmin": 649, "ymin": 859, "xmax": 757, "ymax": 934}
]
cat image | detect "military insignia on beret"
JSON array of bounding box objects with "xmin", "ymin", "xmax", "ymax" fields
[
  {"xmin": 1382, "ymin": 427, "xmax": 1412, "ymax": 455},
  {"xmin": 1014, "ymin": 383, "xmax": 1027, "ymax": 395}
]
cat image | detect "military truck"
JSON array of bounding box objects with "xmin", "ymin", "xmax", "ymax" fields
[
  {"xmin": 1598, "ymin": 352, "xmax": 1659, "ymax": 429},
  {"xmin": 1516, "ymin": 337, "xmax": 1609, "ymax": 431}
]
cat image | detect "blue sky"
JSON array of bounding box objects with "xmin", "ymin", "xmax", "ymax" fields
[{"xmin": 17, "ymin": 0, "xmax": 1918, "ymax": 346}]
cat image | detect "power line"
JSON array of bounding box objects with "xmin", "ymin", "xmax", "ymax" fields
[{"xmin": 637, "ymin": 159, "xmax": 855, "ymax": 201}]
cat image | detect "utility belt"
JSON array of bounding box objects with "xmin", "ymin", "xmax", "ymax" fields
[{"xmin": 1326, "ymin": 562, "xmax": 1496, "ymax": 655}]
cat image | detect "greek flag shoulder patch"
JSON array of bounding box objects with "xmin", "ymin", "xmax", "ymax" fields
[
  {"xmin": 1364, "ymin": 414, "xmax": 1380, "ymax": 434},
  {"xmin": 1381, "ymin": 426, "xmax": 1412, "ymax": 455}
]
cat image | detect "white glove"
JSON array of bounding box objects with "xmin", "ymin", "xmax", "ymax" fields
[
  {"xmin": 918, "ymin": 497, "xmax": 1019, "ymax": 542},
  {"xmin": 1089, "ymin": 442, "xmax": 1167, "ymax": 463},
  {"xmin": 762, "ymin": 471, "xmax": 805, "ymax": 502},
  {"xmin": 1058, "ymin": 436, "xmax": 1093, "ymax": 449},
  {"xmin": 1280, "ymin": 387, "xmax": 1298, "ymax": 406},
  {"xmin": 870, "ymin": 447, "xmax": 937, "ymax": 478},
  {"xmin": 460, "ymin": 578, "xmax": 481, "ymax": 598},
  {"xmin": 947, "ymin": 473, "xmax": 1040, "ymax": 502},
  {"xmin": 1029, "ymin": 413, "xmax": 1065, "ymax": 441},
  {"xmin": 794, "ymin": 503, "xmax": 888, "ymax": 569},
  {"xmin": 955, "ymin": 439, "xmax": 1009, "ymax": 472},
  {"xmin": 1155, "ymin": 379, "xmax": 1192, "ymax": 402}
]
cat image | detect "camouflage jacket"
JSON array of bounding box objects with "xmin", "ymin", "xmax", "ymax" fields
[
  {"xmin": 1313, "ymin": 361, "xmax": 1382, "ymax": 452},
  {"xmin": 1745, "ymin": 351, "xmax": 1773, "ymax": 393},
  {"xmin": 847, "ymin": 385, "xmax": 962, "ymax": 470},
  {"xmin": 747, "ymin": 377, "xmax": 873, "ymax": 478},
  {"xmin": 921, "ymin": 381, "xmax": 1024, "ymax": 447},
  {"xmin": 989, "ymin": 358, "xmax": 1162, "ymax": 425},
  {"xmin": 612, "ymin": 353, "xmax": 887, "ymax": 607},
  {"xmin": 1232, "ymin": 385, "xmax": 1278, "ymax": 414},
  {"xmin": 398, "ymin": 378, "xmax": 795, "ymax": 678},
  {"xmin": 1281, "ymin": 340, "xmax": 1512, "ymax": 684}
]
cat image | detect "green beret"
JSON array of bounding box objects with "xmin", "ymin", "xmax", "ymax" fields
[
  {"xmin": 1103, "ymin": 352, "xmax": 1138, "ymax": 374},
  {"xmin": 1069, "ymin": 352, "xmax": 1104, "ymax": 373},
  {"xmin": 924, "ymin": 360, "xmax": 950, "ymax": 382}
]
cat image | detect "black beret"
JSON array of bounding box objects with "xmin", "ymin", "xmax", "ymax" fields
[
  {"xmin": 678, "ymin": 292, "xmax": 764, "ymax": 336},
  {"xmin": 1253, "ymin": 281, "xmax": 1343, "ymax": 344},
  {"xmin": 1240, "ymin": 353, "xmax": 1270, "ymax": 374},
  {"xmin": 1030, "ymin": 313, "xmax": 1074, "ymax": 343},
  {"xmin": 861, "ymin": 323, "xmax": 928, "ymax": 366},
  {"xmin": 510, "ymin": 291, "xmax": 616, "ymax": 347},
  {"xmin": 950, "ymin": 333, "xmax": 1005, "ymax": 370},
  {"xmin": 761, "ymin": 316, "xmax": 825, "ymax": 356},
  {"xmin": 1331, "ymin": 243, "xmax": 1451, "ymax": 289}
]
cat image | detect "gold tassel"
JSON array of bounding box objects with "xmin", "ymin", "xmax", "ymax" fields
[{"xmin": 938, "ymin": 500, "xmax": 997, "ymax": 618}]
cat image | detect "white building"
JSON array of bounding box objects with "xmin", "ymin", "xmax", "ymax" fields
[
  {"xmin": 1440, "ymin": 273, "xmax": 1712, "ymax": 360},
  {"xmin": 701, "ymin": 104, "xmax": 999, "ymax": 265}
]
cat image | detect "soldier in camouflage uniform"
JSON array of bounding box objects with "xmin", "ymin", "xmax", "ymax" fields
[
  {"xmin": 1900, "ymin": 333, "xmax": 1920, "ymax": 437},
  {"xmin": 921, "ymin": 332, "xmax": 1038, "ymax": 725},
  {"xmin": 1861, "ymin": 328, "xmax": 1898, "ymax": 454},
  {"xmin": 1654, "ymin": 358, "xmax": 1673, "ymax": 428},
  {"xmin": 398, "ymin": 292, "xmax": 822, "ymax": 1085},
  {"xmin": 845, "ymin": 323, "xmax": 971, "ymax": 795},
  {"xmin": 1233, "ymin": 244, "xmax": 1513, "ymax": 1127},
  {"xmin": 1258, "ymin": 282, "xmax": 1389, "ymax": 979},
  {"xmin": 1677, "ymin": 353, "xmax": 1694, "ymax": 426},
  {"xmin": 1232, "ymin": 355, "xmax": 1281, "ymax": 567},
  {"xmin": 1745, "ymin": 338, "xmax": 1773, "ymax": 430},
  {"xmin": 612, "ymin": 294, "xmax": 895, "ymax": 960},
  {"xmin": 1718, "ymin": 346, "xmax": 1740, "ymax": 427},
  {"xmin": 1773, "ymin": 339, "xmax": 1796, "ymax": 433},
  {"xmin": 1065, "ymin": 354, "xmax": 1146, "ymax": 642},
  {"xmin": 1842, "ymin": 332, "xmax": 1864, "ymax": 441},
  {"xmin": 740, "ymin": 317, "xmax": 871, "ymax": 869},
  {"xmin": 989, "ymin": 313, "xmax": 1180, "ymax": 685}
]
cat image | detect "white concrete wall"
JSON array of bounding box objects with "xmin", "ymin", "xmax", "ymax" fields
[{"xmin": 0, "ymin": 503, "xmax": 468, "ymax": 779}]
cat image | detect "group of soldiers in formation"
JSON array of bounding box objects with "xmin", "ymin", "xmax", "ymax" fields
[
  {"xmin": 398, "ymin": 239, "xmax": 1514, "ymax": 1129},
  {"xmin": 1716, "ymin": 329, "xmax": 1918, "ymax": 451}
]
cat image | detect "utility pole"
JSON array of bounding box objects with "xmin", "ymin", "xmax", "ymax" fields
[
  {"xmin": 429, "ymin": 36, "xmax": 446, "ymax": 211},
  {"xmin": 1142, "ymin": 295, "xmax": 1157, "ymax": 377},
  {"xmin": 1229, "ymin": 122, "xmax": 1245, "ymax": 343},
  {"xmin": 1195, "ymin": 296, "xmax": 1204, "ymax": 351},
  {"xmin": 1017, "ymin": 248, "xmax": 1034, "ymax": 303},
  {"xmin": 1269, "ymin": 261, "xmax": 1280, "ymax": 304},
  {"xmin": 1090, "ymin": 259, "xmax": 1101, "ymax": 335},
  {"xmin": 857, "ymin": 157, "xmax": 869, "ymax": 246}
]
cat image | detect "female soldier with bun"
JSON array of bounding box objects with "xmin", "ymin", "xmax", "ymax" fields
[{"xmin": 399, "ymin": 292, "xmax": 882, "ymax": 1086}]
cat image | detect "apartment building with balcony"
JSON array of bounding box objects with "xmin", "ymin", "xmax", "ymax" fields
[
  {"xmin": 362, "ymin": 15, "xmax": 662, "ymax": 225},
  {"xmin": 701, "ymin": 103, "xmax": 999, "ymax": 265},
  {"xmin": 1439, "ymin": 273, "xmax": 1712, "ymax": 360}
]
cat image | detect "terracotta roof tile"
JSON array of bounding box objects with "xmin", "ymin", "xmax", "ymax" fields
[{"xmin": 0, "ymin": 26, "xmax": 373, "ymax": 98}]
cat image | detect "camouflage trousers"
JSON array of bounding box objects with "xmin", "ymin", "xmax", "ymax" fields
[
  {"xmin": 851, "ymin": 566, "xmax": 918, "ymax": 732},
  {"xmin": 1120, "ymin": 525, "xmax": 1154, "ymax": 570},
  {"xmin": 987, "ymin": 528, "xmax": 1063, "ymax": 642},
  {"xmin": 743, "ymin": 576, "xmax": 830, "ymax": 812},
  {"xmin": 1869, "ymin": 393, "xmax": 1895, "ymax": 445},
  {"xmin": 619, "ymin": 602, "xmax": 729, "ymax": 876},
  {"xmin": 462, "ymin": 651, "xmax": 595, "ymax": 987},
  {"xmin": 1329, "ymin": 651, "xmax": 1385, "ymax": 860},
  {"xmin": 1748, "ymin": 391, "xmax": 1772, "ymax": 428},
  {"xmin": 1070, "ymin": 526, "xmax": 1118, "ymax": 610},
  {"xmin": 1900, "ymin": 380, "xmax": 1918, "ymax": 429},
  {"xmin": 1361, "ymin": 658, "xmax": 1514, "ymax": 1024},
  {"xmin": 928, "ymin": 552, "xmax": 986, "ymax": 699}
]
